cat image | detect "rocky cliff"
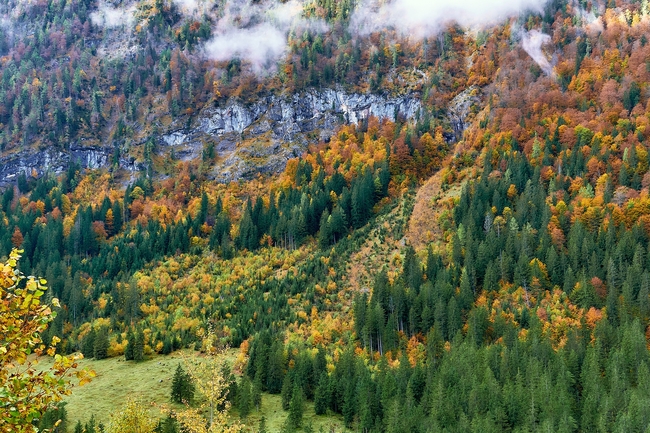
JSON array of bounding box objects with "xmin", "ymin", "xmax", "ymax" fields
[
  {"xmin": 162, "ymin": 88, "xmax": 422, "ymax": 183},
  {"xmin": 0, "ymin": 88, "xmax": 426, "ymax": 185}
]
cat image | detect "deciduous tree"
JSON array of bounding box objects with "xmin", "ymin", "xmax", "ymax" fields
[{"xmin": 0, "ymin": 250, "xmax": 92, "ymax": 432}]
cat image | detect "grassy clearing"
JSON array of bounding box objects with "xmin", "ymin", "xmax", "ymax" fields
[
  {"xmin": 62, "ymin": 352, "xmax": 350, "ymax": 432},
  {"xmin": 239, "ymin": 394, "xmax": 351, "ymax": 433},
  {"xmin": 63, "ymin": 352, "xmax": 185, "ymax": 427}
]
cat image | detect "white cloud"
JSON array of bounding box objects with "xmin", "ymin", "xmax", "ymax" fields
[
  {"xmin": 350, "ymin": 0, "xmax": 551, "ymax": 38},
  {"xmin": 202, "ymin": 0, "xmax": 327, "ymax": 75},
  {"xmin": 91, "ymin": 4, "xmax": 136, "ymax": 29},
  {"xmin": 520, "ymin": 29, "xmax": 554, "ymax": 76}
]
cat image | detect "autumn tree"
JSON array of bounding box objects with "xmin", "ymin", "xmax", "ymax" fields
[
  {"xmin": 106, "ymin": 398, "xmax": 157, "ymax": 433},
  {"xmin": 174, "ymin": 334, "xmax": 243, "ymax": 433},
  {"xmin": 0, "ymin": 250, "xmax": 92, "ymax": 432}
]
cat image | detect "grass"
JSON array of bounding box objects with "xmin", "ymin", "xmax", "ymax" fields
[
  {"xmin": 63, "ymin": 352, "xmax": 186, "ymax": 427},
  {"xmin": 61, "ymin": 352, "xmax": 351, "ymax": 432},
  {"xmin": 239, "ymin": 394, "xmax": 351, "ymax": 433}
]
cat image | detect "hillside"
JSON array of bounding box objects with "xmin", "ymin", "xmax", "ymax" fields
[{"xmin": 3, "ymin": 0, "xmax": 650, "ymax": 432}]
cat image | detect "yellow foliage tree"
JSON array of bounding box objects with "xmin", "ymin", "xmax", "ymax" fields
[
  {"xmin": 106, "ymin": 397, "xmax": 158, "ymax": 433},
  {"xmin": 0, "ymin": 250, "xmax": 93, "ymax": 432},
  {"xmin": 175, "ymin": 334, "xmax": 243, "ymax": 433}
]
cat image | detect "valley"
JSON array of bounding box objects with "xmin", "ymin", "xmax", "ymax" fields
[{"xmin": 2, "ymin": 0, "xmax": 650, "ymax": 432}]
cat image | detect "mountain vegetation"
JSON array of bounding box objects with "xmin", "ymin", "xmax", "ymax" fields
[{"xmin": 3, "ymin": 0, "xmax": 650, "ymax": 431}]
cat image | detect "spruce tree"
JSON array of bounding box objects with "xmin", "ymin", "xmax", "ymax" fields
[
  {"xmin": 288, "ymin": 383, "xmax": 304, "ymax": 428},
  {"xmin": 314, "ymin": 372, "xmax": 329, "ymax": 415},
  {"xmin": 281, "ymin": 373, "xmax": 292, "ymax": 410},
  {"xmin": 171, "ymin": 364, "xmax": 195, "ymax": 404},
  {"xmin": 252, "ymin": 375, "xmax": 262, "ymax": 411},
  {"xmin": 134, "ymin": 329, "xmax": 145, "ymax": 361},
  {"xmin": 238, "ymin": 377, "xmax": 252, "ymax": 419},
  {"xmin": 93, "ymin": 327, "xmax": 109, "ymax": 360},
  {"xmin": 125, "ymin": 330, "xmax": 135, "ymax": 361},
  {"xmin": 258, "ymin": 416, "xmax": 267, "ymax": 433},
  {"xmin": 82, "ymin": 328, "xmax": 96, "ymax": 358}
]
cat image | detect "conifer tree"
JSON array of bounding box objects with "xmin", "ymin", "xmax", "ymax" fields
[
  {"xmin": 171, "ymin": 364, "xmax": 195, "ymax": 404},
  {"xmin": 281, "ymin": 374, "xmax": 292, "ymax": 411},
  {"xmin": 252, "ymin": 376, "xmax": 262, "ymax": 411},
  {"xmin": 82, "ymin": 328, "xmax": 96, "ymax": 358},
  {"xmin": 134, "ymin": 329, "xmax": 145, "ymax": 362},
  {"xmin": 258, "ymin": 416, "xmax": 267, "ymax": 433},
  {"xmin": 288, "ymin": 383, "xmax": 304, "ymax": 428},
  {"xmin": 125, "ymin": 330, "xmax": 135, "ymax": 361},
  {"xmin": 93, "ymin": 327, "xmax": 110, "ymax": 360},
  {"xmin": 314, "ymin": 372, "xmax": 330, "ymax": 415},
  {"xmin": 238, "ymin": 377, "xmax": 252, "ymax": 419}
]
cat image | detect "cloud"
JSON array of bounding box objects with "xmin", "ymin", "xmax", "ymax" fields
[
  {"xmin": 350, "ymin": 0, "xmax": 551, "ymax": 38},
  {"xmin": 202, "ymin": 0, "xmax": 327, "ymax": 75},
  {"xmin": 172, "ymin": 0, "xmax": 209, "ymax": 16},
  {"xmin": 90, "ymin": 3, "xmax": 136, "ymax": 29},
  {"xmin": 204, "ymin": 24, "xmax": 287, "ymax": 72},
  {"xmin": 520, "ymin": 29, "xmax": 554, "ymax": 76},
  {"xmin": 572, "ymin": 5, "xmax": 604, "ymax": 34}
]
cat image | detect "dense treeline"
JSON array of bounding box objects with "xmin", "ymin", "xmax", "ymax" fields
[
  {"xmin": 239, "ymin": 137, "xmax": 650, "ymax": 431},
  {"xmin": 0, "ymin": 113, "xmax": 443, "ymax": 356},
  {"xmin": 10, "ymin": 0, "xmax": 650, "ymax": 430}
]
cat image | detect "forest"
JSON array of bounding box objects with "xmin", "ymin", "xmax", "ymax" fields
[{"xmin": 3, "ymin": 0, "xmax": 650, "ymax": 431}]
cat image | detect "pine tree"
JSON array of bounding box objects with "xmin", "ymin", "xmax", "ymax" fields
[
  {"xmin": 252, "ymin": 376, "xmax": 262, "ymax": 411},
  {"xmin": 82, "ymin": 328, "xmax": 96, "ymax": 358},
  {"xmin": 134, "ymin": 329, "xmax": 145, "ymax": 362},
  {"xmin": 317, "ymin": 210, "xmax": 331, "ymax": 249},
  {"xmin": 314, "ymin": 372, "xmax": 329, "ymax": 415},
  {"xmin": 125, "ymin": 330, "xmax": 135, "ymax": 361},
  {"xmin": 288, "ymin": 383, "xmax": 304, "ymax": 428},
  {"xmin": 171, "ymin": 364, "xmax": 195, "ymax": 404},
  {"xmin": 281, "ymin": 374, "xmax": 292, "ymax": 411},
  {"xmin": 93, "ymin": 327, "xmax": 109, "ymax": 360},
  {"xmin": 238, "ymin": 377, "xmax": 252, "ymax": 419},
  {"xmin": 158, "ymin": 414, "xmax": 179, "ymax": 433},
  {"xmin": 258, "ymin": 416, "xmax": 267, "ymax": 433}
]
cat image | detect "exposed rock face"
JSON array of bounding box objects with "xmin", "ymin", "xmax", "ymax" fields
[
  {"xmin": 0, "ymin": 88, "xmax": 423, "ymax": 185},
  {"xmin": 447, "ymin": 86, "xmax": 480, "ymax": 141},
  {"xmin": 161, "ymin": 88, "xmax": 422, "ymax": 183},
  {"xmin": 0, "ymin": 143, "xmax": 143, "ymax": 187}
]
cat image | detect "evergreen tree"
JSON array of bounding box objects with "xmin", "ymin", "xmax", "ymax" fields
[
  {"xmin": 125, "ymin": 330, "xmax": 135, "ymax": 361},
  {"xmin": 314, "ymin": 372, "xmax": 330, "ymax": 415},
  {"xmin": 82, "ymin": 328, "xmax": 96, "ymax": 358},
  {"xmin": 158, "ymin": 414, "xmax": 179, "ymax": 433},
  {"xmin": 258, "ymin": 416, "xmax": 267, "ymax": 433},
  {"xmin": 252, "ymin": 375, "xmax": 262, "ymax": 411},
  {"xmin": 281, "ymin": 374, "xmax": 292, "ymax": 411},
  {"xmin": 171, "ymin": 364, "xmax": 195, "ymax": 404},
  {"xmin": 134, "ymin": 329, "xmax": 145, "ymax": 361},
  {"xmin": 93, "ymin": 327, "xmax": 109, "ymax": 360},
  {"xmin": 238, "ymin": 377, "xmax": 252, "ymax": 419},
  {"xmin": 288, "ymin": 383, "xmax": 304, "ymax": 428}
]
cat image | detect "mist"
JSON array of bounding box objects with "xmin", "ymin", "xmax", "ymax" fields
[
  {"xmin": 202, "ymin": 0, "xmax": 327, "ymax": 75},
  {"xmin": 520, "ymin": 29, "xmax": 555, "ymax": 76},
  {"xmin": 350, "ymin": 0, "xmax": 551, "ymax": 38},
  {"xmin": 90, "ymin": 3, "xmax": 136, "ymax": 29}
]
